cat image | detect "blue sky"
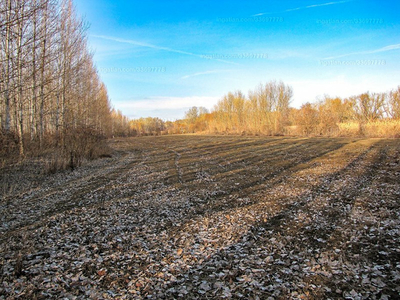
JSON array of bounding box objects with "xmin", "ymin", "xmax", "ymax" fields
[{"xmin": 74, "ymin": 0, "xmax": 400, "ymax": 120}]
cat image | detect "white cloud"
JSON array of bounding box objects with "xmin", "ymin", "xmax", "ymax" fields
[
  {"xmin": 115, "ymin": 96, "xmax": 221, "ymax": 120},
  {"xmin": 324, "ymin": 43, "xmax": 400, "ymax": 59},
  {"xmin": 289, "ymin": 74, "xmax": 398, "ymax": 107}
]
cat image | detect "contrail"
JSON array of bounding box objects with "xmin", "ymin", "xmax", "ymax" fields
[
  {"xmin": 181, "ymin": 69, "xmax": 235, "ymax": 80},
  {"xmin": 92, "ymin": 35, "xmax": 239, "ymax": 65},
  {"xmin": 252, "ymin": 0, "xmax": 352, "ymax": 16},
  {"xmin": 323, "ymin": 43, "xmax": 400, "ymax": 60}
]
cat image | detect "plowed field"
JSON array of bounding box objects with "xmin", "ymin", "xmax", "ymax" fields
[{"xmin": 1, "ymin": 136, "xmax": 399, "ymax": 299}]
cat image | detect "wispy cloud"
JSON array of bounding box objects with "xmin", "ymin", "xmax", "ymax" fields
[
  {"xmin": 289, "ymin": 73, "xmax": 397, "ymax": 107},
  {"xmin": 120, "ymin": 96, "xmax": 220, "ymax": 110},
  {"xmin": 92, "ymin": 35, "xmax": 239, "ymax": 65},
  {"xmin": 323, "ymin": 43, "xmax": 400, "ymax": 59},
  {"xmin": 116, "ymin": 96, "xmax": 221, "ymax": 120},
  {"xmin": 253, "ymin": 0, "xmax": 352, "ymax": 16},
  {"xmin": 181, "ymin": 69, "xmax": 235, "ymax": 79}
]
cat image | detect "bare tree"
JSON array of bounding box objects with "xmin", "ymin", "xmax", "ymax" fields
[
  {"xmin": 0, "ymin": 0, "xmax": 13, "ymax": 132},
  {"xmin": 351, "ymin": 92, "xmax": 384, "ymax": 123},
  {"xmin": 0, "ymin": 0, "xmax": 118, "ymax": 162},
  {"xmin": 386, "ymin": 86, "xmax": 400, "ymax": 119}
]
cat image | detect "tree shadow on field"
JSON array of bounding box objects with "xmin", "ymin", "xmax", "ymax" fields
[
  {"xmin": 177, "ymin": 138, "xmax": 350, "ymax": 218},
  {"xmin": 161, "ymin": 140, "xmax": 387, "ymax": 299}
]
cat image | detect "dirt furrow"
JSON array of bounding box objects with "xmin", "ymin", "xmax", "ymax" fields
[{"xmin": 1, "ymin": 136, "xmax": 399, "ymax": 300}]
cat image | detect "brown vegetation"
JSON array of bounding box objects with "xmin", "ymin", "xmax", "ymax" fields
[{"xmin": 126, "ymin": 82, "xmax": 400, "ymax": 138}]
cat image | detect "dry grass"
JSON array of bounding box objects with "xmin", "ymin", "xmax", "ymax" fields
[
  {"xmin": 0, "ymin": 127, "xmax": 113, "ymax": 176},
  {"xmin": 338, "ymin": 120, "xmax": 400, "ymax": 138},
  {"xmin": 337, "ymin": 122, "xmax": 362, "ymax": 136}
]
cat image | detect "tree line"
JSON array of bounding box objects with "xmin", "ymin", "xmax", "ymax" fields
[
  {"xmin": 126, "ymin": 81, "xmax": 399, "ymax": 138},
  {"xmin": 0, "ymin": 0, "xmax": 128, "ymax": 165},
  {"xmin": 2, "ymin": 1, "xmax": 397, "ymax": 169}
]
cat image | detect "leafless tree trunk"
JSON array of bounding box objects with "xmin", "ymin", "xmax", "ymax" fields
[
  {"xmin": 1, "ymin": 0, "xmax": 13, "ymax": 132},
  {"xmin": 1, "ymin": 0, "xmax": 116, "ymax": 160}
]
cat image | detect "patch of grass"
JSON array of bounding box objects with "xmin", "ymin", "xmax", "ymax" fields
[{"xmin": 338, "ymin": 120, "xmax": 400, "ymax": 137}]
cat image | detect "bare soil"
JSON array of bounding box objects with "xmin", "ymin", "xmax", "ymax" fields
[{"xmin": 1, "ymin": 135, "xmax": 399, "ymax": 299}]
